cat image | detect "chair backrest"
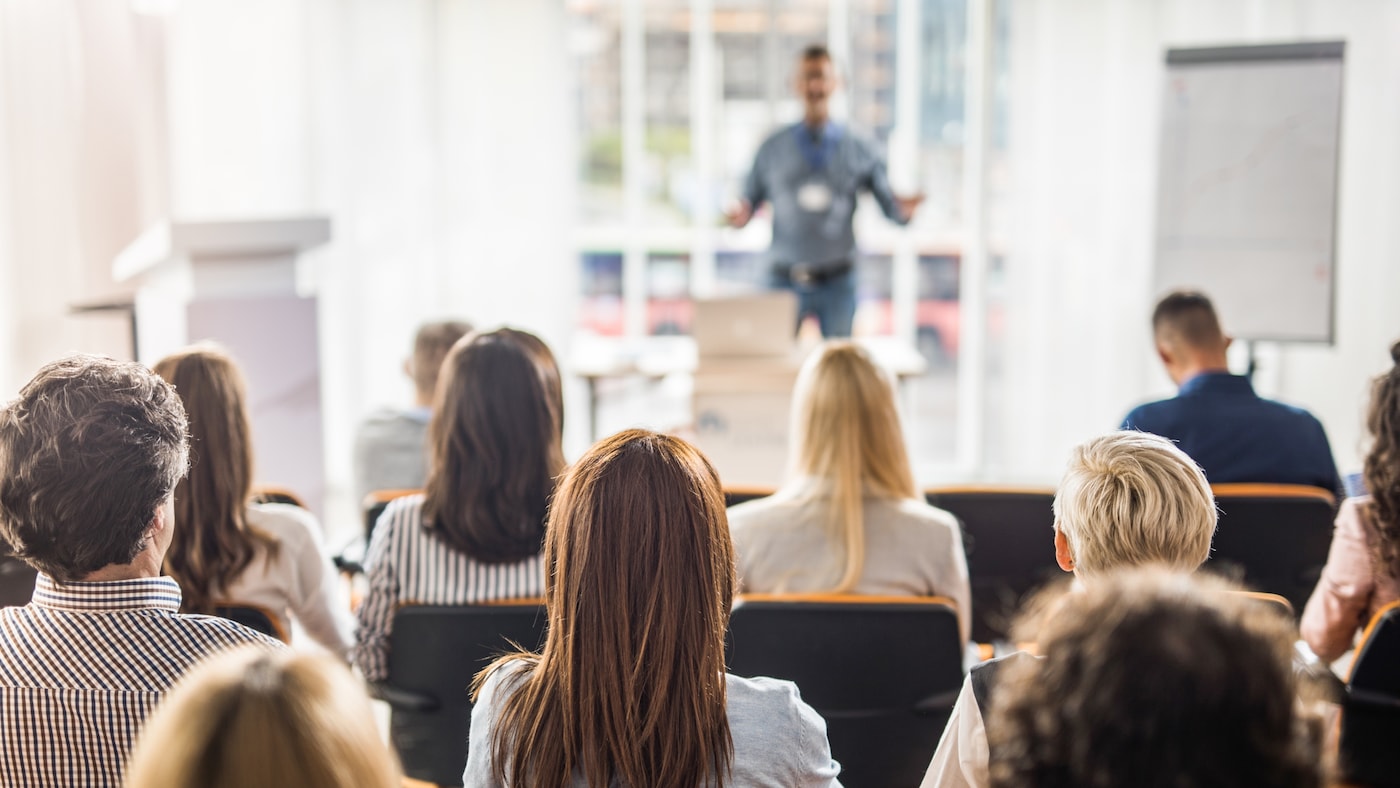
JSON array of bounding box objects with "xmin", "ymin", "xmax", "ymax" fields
[
  {"xmin": 723, "ymin": 485, "xmax": 776, "ymax": 508},
  {"xmin": 363, "ymin": 488, "xmax": 421, "ymax": 543},
  {"xmin": 1206, "ymin": 484, "xmax": 1336, "ymax": 613},
  {"xmin": 0, "ymin": 555, "xmax": 36, "ymax": 608},
  {"xmin": 727, "ymin": 594, "xmax": 963, "ymax": 787},
  {"xmin": 250, "ymin": 485, "xmax": 308, "ymax": 509},
  {"xmin": 212, "ymin": 603, "xmax": 290, "ymax": 643},
  {"xmin": 1341, "ymin": 601, "xmax": 1400, "ymax": 787},
  {"xmin": 1233, "ymin": 590, "xmax": 1295, "ymax": 619},
  {"xmin": 382, "ymin": 601, "xmax": 548, "ymax": 787},
  {"xmin": 924, "ymin": 486, "xmax": 1060, "ymax": 643}
]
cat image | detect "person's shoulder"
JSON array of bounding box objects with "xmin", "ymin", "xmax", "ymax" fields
[
  {"xmin": 476, "ymin": 657, "xmax": 535, "ymax": 708},
  {"xmin": 726, "ymin": 673, "xmax": 810, "ymax": 723},
  {"xmin": 356, "ymin": 407, "xmax": 429, "ymax": 442},
  {"xmin": 1122, "ymin": 397, "xmax": 1178, "ymax": 430},
  {"xmin": 247, "ymin": 502, "xmax": 321, "ymax": 543},
  {"xmin": 887, "ymin": 496, "xmax": 960, "ymax": 530},
  {"xmin": 727, "ymin": 494, "xmax": 786, "ymax": 524},
  {"xmin": 171, "ymin": 611, "xmax": 287, "ymax": 651},
  {"xmin": 1255, "ymin": 393, "xmax": 1326, "ymax": 425}
]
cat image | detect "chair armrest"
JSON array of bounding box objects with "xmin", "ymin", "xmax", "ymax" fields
[
  {"xmin": 333, "ymin": 555, "xmax": 365, "ymax": 576},
  {"xmin": 914, "ymin": 688, "xmax": 963, "ymax": 714},
  {"xmin": 370, "ymin": 682, "xmax": 440, "ymax": 712},
  {"xmin": 1347, "ymin": 687, "xmax": 1400, "ymax": 711}
]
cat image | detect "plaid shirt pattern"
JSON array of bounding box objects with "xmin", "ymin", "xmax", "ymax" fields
[{"xmin": 0, "ymin": 574, "xmax": 280, "ymax": 787}]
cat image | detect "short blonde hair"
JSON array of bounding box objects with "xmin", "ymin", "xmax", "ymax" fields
[
  {"xmin": 1053, "ymin": 432, "xmax": 1216, "ymax": 576},
  {"xmin": 124, "ymin": 648, "xmax": 400, "ymax": 788}
]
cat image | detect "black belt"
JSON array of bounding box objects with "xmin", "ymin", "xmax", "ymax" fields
[{"xmin": 778, "ymin": 260, "xmax": 853, "ymax": 286}]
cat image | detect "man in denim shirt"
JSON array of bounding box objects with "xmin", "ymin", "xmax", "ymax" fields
[{"xmin": 728, "ymin": 44, "xmax": 922, "ymax": 338}]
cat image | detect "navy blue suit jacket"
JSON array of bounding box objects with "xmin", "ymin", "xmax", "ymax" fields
[{"xmin": 1121, "ymin": 371, "xmax": 1344, "ymax": 499}]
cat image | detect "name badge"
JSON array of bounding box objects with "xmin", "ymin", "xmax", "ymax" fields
[{"xmin": 797, "ymin": 181, "xmax": 833, "ymax": 213}]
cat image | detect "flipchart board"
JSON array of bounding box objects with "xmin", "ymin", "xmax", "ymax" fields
[{"xmin": 1154, "ymin": 41, "xmax": 1344, "ymax": 343}]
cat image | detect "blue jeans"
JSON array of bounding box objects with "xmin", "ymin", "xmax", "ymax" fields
[{"xmin": 770, "ymin": 265, "xmax": 856, "ymax": 338}]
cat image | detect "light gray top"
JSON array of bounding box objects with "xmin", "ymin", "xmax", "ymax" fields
[
  {"xmin": 352, "ymin": 405, "xmax": 431, "ymax": 504},
  {"xmin": 728, "ymin": 492, "xmax": 971, "ymax": 644},
  {"xmin": 463, "ymin": 665, "xmax": 842, "ymax": 787},
  {"xmin": 743, "ymin": 122, "xmax": 907, "ymax": 269}
]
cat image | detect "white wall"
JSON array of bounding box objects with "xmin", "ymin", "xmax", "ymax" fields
[{"xmin": 991, "ymin": 0, "xmax": 1400, "ymax": 481}]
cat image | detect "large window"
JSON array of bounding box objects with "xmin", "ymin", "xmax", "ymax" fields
[{"xmin": 568, "ymin": 0, "xmax": 1008, "ymax": 475}]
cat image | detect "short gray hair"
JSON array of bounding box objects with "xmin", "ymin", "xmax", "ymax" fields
[{"xmin": 1053, "ymin": 432, "xmax": 1216, "ymax": 576}]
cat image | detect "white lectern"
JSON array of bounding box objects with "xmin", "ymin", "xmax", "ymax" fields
[{"xmin": 113, "ymin": 217, "xmax": 332, "ymax": 516}]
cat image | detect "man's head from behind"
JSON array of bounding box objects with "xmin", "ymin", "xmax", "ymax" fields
[
  {"xmin": 408, "ymin": 320, "xmax": 473, "ymax": 405},
  {"xmin": 0, "ymin": 355, "xmax": 189, "ymax": 582},
  {"xmin": 1053, "ymin": 431, "xmax": 1215, "ymax": 578},
  {"xmin": 1152, "ymin": 290, "xmax": 1231, "ymax": 386},
  {"xmin": 987, "ymin": 568, "xmax": 1322, "ymax": 788}
]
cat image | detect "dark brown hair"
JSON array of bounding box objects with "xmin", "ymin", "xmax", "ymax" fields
[
  {"xmin": 987, "ymin": 569, "xmax": 1323, "ymax": 788},
  {"xmin": 0, "ymin": 355, "xmax": 189, "ymax": 582},
  {"xmin": 1151, "ymin": 290, "xmax": 1224, "ymax": 349},
  {"xmin": 1364, "ymin": 340, "xmax": 1400, "ymax": 578},
  {"xmin": 421, "ymin": 328, "xmax": 563, "ymax": 563},
  {"xmin": 410, "ymin": 320, "xmax": 473, "ymax": 398},
  {"xmin": 801, "ymin": 43, "xmax": 832, "ymax": 63},
  {"xmin": 477, "ymin": 429, "xmax": 736, "ymax": 788},
  {"xmin": 154, "ymin": 346, "xmax": 278, "ymax": 614}
]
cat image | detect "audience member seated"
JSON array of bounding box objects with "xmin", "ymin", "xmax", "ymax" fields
[
  {"xmin": 354, "ymin": 328, "xmax": 563, "ymax": 682},
  {"xmin": 124, "ymin": 646, "xmax": 401, "ymax": 788},
  {"xmin": 353, "ymin": 319, "xmax": 472, "ymax": 505},
  {"xmin": 1302, "ymin": 340, "xmax": 1400, "ymax": 663},
  {"xmin": 1122, "ymin": 290, "xmax": 1343, "ymax": 498},
  {"xmin": 0, "ymin": 356, "xmax": 281, "ymax": 786},
  {"xmin": 727, "ymin": 341, "xmax": 971, "ymax": 642},
  {"xmin": 986, "ymin": 569, "xmax": 1323, "ymax": 788},
  {"xmin": 465, "ymin": 429, "xmax": 841, "ymax": 786},
  {"xmin": 921, "ymin": 431, "xmax": 1216, "ymax": 788},
  {"xmin": 155, "ymin": 345, "xmax": 353, "ymax": 655}
]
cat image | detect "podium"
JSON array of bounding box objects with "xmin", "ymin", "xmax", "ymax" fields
[{"xmin": 113, "ymin": 217, "xmax": 332, "ymax": 515}]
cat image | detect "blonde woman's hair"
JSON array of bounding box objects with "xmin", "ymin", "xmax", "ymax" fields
[
  {"xmin": 1053, "ymin": 432, "xmax": 1216, "ymax": 577},
  {"xmin": 785, "ymin": 341, "xmax": 919, "ymax": 592},
  {"xmin": 123, "ymin": 647, "xmax": 401, "ymax": 788}
]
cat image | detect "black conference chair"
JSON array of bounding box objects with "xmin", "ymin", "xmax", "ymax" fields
[
  {"xmin": 0, "ymin": 555, "xmax": 37, "ymax": 608},
  {"xmin": 212, "ymin": 603, "xmax": 289, "ymax": 643},
  {"xmin": 723, "ymin": 486, "xmax": 775, "ymax": 508},
  {"xmin": 1206, "ymin": 484, "xmax": 1335, "ymax": 614},
  {"xmin": 374, "ymin": 602, "xmax": 549, "ymax": 787},
  {"xmin": 250, "ymin": 485, "xmax": 308, "ymax": 509},
  {"xmin": 726, "ymin": 594, "xmax": 964, "ymax": 788},
  {"xmin": 1340, "ymin": 601, "xmax": 1400, "ymax": 787},
  {"xmin": 334, "ymin": 489, "xmax": 421, "ymax": 576},
  {"xmin": 925, "ymin": 486, "xmax": 1060, "ymax": 643}
]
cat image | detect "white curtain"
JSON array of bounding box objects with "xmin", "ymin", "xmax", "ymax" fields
[
  {"xmin": 0, "ymin": 0, "xmax": 577, "ymax": 533},
  {"xmin": 0, "ymin": 1, "xmax": 169, "ymax": 394}
]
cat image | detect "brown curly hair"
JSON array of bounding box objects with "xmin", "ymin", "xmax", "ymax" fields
[
  {"xmin": 1363, "ymin": 340, "xmax": 1400, "ymax": 579},
  {"xmin": 987, "ymin": 569, "xmax": 1324, "ymax": 788}
]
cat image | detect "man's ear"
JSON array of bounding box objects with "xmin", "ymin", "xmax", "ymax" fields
[
  {"xmin": 1054, "ymin": 527, "xmax": 1075, "ymax": 573},
  {"xmin": 1155, "ymin": 341, "xmax": 1174, "ymax": 368},
  {"xmin": 402, "ymin": 358, "xmax": 414, "ymax": 380},
  {"xmin": 147, "ymin": 499, "xmax": 170, "ymax": 538},
  {"xmin": 1222, "ymin": 335, "xmax": 1234, "ymax": 352}
]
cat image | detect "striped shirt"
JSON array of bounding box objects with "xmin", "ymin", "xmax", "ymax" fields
[
  {"xmin": 354, "ymin": 494, "xmax": 545, "ymax": 681},
  {"xmin": 0, "ymin": 574, "xmax": 282, "ymax": 787}
]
